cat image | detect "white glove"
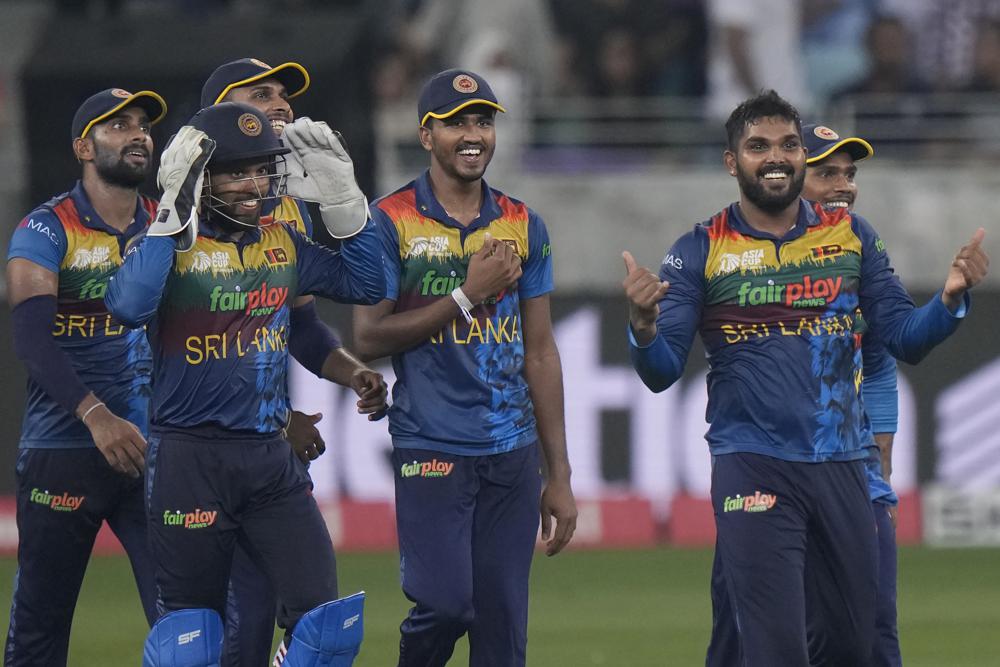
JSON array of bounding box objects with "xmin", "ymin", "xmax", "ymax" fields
[
  {"xmin": 282, "ymin": 118, "xmax": 368, "ymax": 239},
  {"xmin": 151, "ymin": 126, "xmax": 216, "ymax": 252}
]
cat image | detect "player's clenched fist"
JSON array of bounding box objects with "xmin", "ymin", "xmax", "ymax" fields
[
  {"xmin": 463, "ymin": 233, "xmax": 523, "ymax": 304},
  {"xmin": 942, "ymin": 227, "xmax": 989, "ymax": 311},
  {"xmin": 622, "ymin": 250, "xmax": 669, "ymax": 343}
]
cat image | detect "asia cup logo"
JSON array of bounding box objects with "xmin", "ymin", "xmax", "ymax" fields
[
  {"xmin": 814, "ymin": 126, "xmax": 839, "ymax": 140},
  {"xmin": 238, "ymin": 113, "xmax": 263, "ymax": 137},
  {"xmin": 452, "ymin": 74, "xmax": 478, "ymax": 94}
]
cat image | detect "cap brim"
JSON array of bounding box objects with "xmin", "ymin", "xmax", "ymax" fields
[
  {"xmin": 211, "ymin": 62, "xmax": 311, "ymax": 106},
  {"xmin": 420, "ymin": 99, "xmax": 506, "ymax": 127},
  {"xmin": 79, "ymin": 90, "xmax": 168, "ymax": 139},
  {"xmin": 807, "ymin": 137, "xmax": 874, "ymax": 164}
]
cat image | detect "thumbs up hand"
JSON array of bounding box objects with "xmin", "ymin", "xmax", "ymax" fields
[
  {"xmin": 622, "ymin": 250, "xmax": 670, "ymax": 343},
  {"xmin": 943, "ymin": 228, "xmax": 989, "ymax": 312}
]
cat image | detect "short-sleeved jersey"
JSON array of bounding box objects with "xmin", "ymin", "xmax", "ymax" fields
[
  {"xmin": 632, "ymin": 199, "xmax": 964, "ymax": 463},
  {"xmin": 372, "ymin": 171, "xmax": 553, "ymax": 456},
  {"xmin": 7, "ymin": 181, "xmax": 154, "ymax": 448},
  {"xmin": 110, "ymin": 217, "xmax": 384, "ymax": 434}
]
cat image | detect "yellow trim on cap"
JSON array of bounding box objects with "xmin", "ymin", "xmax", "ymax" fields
[
  {"xmin": 420, "ymin": 99, "xmax": 506, "ymax": 127},
  {"xmin": 79, "ymin": 90, "xmax": 168, "ymax": 139},
  {"xmin": 806, "ymin": 137, "xmax": 874, "ymax": 164},
  {"xmin": 211, "ymin": 61, "xmax": 311, "ymax": 105}
]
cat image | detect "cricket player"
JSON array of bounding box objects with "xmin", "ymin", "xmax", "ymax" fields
[
  {"xmin": 201, "ymin": 57, "xmax": 386, "ymax": 667},
  {"xmin": 353, "ymin": 68, "xmax": 577, "ymax": 667},
  {"xmin": 5, "ymin": 87, "xmax": 165, "ymax": 666},
  {"xmin": 801, "ymin": 122, "xmax": 902, "ymax": 666},
  {"xmin": 106, "ymin": 102, "xmax": 384, "ymax": 666},
  {"xmin": 623, "ymin": 90, "xmax": 988, "ymax": 665}
]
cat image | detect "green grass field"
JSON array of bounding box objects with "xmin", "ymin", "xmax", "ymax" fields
[{"xmin": 1, "ymin": 547, "xmax": 997, "ymax": 666}]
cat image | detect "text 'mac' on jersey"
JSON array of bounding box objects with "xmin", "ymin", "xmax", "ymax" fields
[
  {"xmin": 659, "ymin": 200, "xmax": 919, "ymax": 463},
  {"xmin": 7, "ymin": 182, "xmax": 154, "ymax": 447},
  {"xmin": 372, "ymin": 171, "xmax": 553, "ymax": 456},
  {"xmin": 142, "ymin": 217, "xmax": 382, "ymax": 434}
]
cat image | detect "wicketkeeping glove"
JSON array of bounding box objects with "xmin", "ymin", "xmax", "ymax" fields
[
  {"xmin": 150, "ymin": 126, "xmax": 216, "ymax": 252},
  {"xmin": 282, "ymin": 118, "xmax": 369, "ymax": 239}
]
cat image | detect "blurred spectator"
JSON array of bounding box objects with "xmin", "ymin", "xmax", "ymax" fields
[
  {"xmin": 964, "ymin": 19, "xmax": 1000, "ymax": 92},
  {"xmin": 705, "ymin": 0, "xmax": 810, "ymax": 120},
  {"xmin": 551, "ymin": 0, "xmax": 706, "ymax": 97},
  {"xmin": 801, "ymin": 0, "xmax": 876, "ymax": 105},
  {"xmin": 834, "ymin": 15, "xmax": 928, "ymax": 96}
]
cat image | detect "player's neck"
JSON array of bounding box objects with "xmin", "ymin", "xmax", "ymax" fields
[
  {"xmin": 82, "ymin": 172, "xmax": 138, "ymax": 232},
  {"xmin": 738, "ymin": 198, "xmax": 800, "ymax": 237},
  {"xmin": 427, "ymin": 166, "xmax": 482, "ymax": 227}
]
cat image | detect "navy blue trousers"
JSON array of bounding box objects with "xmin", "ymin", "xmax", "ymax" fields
[
  {"xmin": 5, "ymin": 448, "xmax": 158, "ymax": 667},
  {"xmin": 872, "ymin": 502, "xmax": 901, "ymax": 667},
  {"xmin": 145, "ymin": 428, "xmax": 337, "ymax": 636},
  {"xmin": 393, "ymin": 444, "xmax": 541, "ymax": 667},
  {"xmin": 706, "ymin": 452, "xmax": 877, "ymax": 667},
  {"xmin": 221, "ymin": 545, "xmax": 277, "ymax": 667}
]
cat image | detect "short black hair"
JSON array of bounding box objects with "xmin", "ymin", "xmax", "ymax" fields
[{"xmin": 725, "ymin": 90, "xmax": 802, "ymax": 152}]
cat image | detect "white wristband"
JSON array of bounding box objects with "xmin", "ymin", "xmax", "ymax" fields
[
  {"xmin": 451, "ymin": 287, "xmax": 475, "ymax": 324},
  {"xmin": 81, "ymin": 401, "xmax": 105, "ymax": 425}
]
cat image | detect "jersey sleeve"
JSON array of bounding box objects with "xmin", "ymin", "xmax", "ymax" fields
[
  {"xmin": 629, "ymin": 228, "xmax": 707, "ymax": 392},
  {"xmin": 289, "ymin": 223, "xmax": 385, "ymax": 304},
  {"xmin": 861, "ymin": 332, "xmax": 899, "ymax": 434},
  {"xmin": 7, "ymin": 210, "xmax": 68, "ymax": 273},
  {"xmin": 370, "ymin": 204, "xmax": 402, "ymax": 302},
  {"xmin": 518, "ymin": 209, "xmax": 554, "ymax": 299},
  {"xmin": 104, "ymin": 234, "xmax": 177, "ymax": 328},
  {"xmin": 855, "ymin": 214, "xmax": 966, "ymax": 364}
]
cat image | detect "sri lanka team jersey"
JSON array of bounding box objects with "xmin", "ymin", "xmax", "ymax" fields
[
  {"xmin": 262, "ymin": 194, "xmax": 312, "ymax": 237},
  {"xmin": 7, "ymin": 182, "xmax": 154, "ymax": 448},
  {"xmin": 106, "ymin": 217, "xmax": 385, "ymax": 434},
  {"xmin": 631, "ymin": 199, "xmax": 966, "ymax": 463},
  {"xmin": 372, "ymin": 171, "xmax": 553, "ymax": 456}
]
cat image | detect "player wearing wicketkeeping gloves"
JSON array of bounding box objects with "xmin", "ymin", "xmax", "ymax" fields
[
  {"xmin": 105, "ymin": 102, "xmax": 384, "ymax": 667},
  {"xmin": 201, "ymin": 58, "xmax": 388, "ymax": 667},
  {"xmin": 5, "ymin": 87, "xmax": 165, "ymax": 666},
  {"xmin": 624, "ymin": 91, "xmax": 988, "ymax": 666}
]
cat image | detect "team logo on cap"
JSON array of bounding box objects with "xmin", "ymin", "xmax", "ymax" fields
[
  {"xmin": 238, "ymin": 113, "xmax": 263, "ymax": 137},
  {"xmin": 814, "ymin": 126, "xmax": 839, "ymax": 140},
  {"xmin": 111, "ymin": 88, "xmax": 132, "ymax": 99},
  {"xmin": 250, "ymin": 58, "xmax": 271, "ymax": 69},
  {"xmin": 452, "ymin": 74, "xmax": 478, "ymax": 94}
]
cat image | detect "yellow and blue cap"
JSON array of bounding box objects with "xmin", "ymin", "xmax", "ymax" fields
[
  {"xmin": 71, "ymin": 88, "xmax": 167, "ymax": 141},
  {"xmin": 418, "ymin": 69, "xmax": 506, "ymax": 127},
  {"xmin": 803, "ymin": 123, "xmax": 874, "ymax": 164},
  {"xmin": 201, "ymin": 58, "xmax": 310, "ymax": 108}
]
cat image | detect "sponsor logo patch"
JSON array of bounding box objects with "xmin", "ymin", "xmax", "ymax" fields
[
  {"xmin": 723, "ymin": 491, "xmax": 777, "ymax": 513},
  {"xmin": 736, "ymin": 275, "xmax": 843, "ymax": 308},
  {"xmin": 163, "ymin": 508, "xmax": 218, "ymax": 529},
  {"xmin": 30, "ymin": 488, "xmax": 84, "ymax": 512},
  {"xmin": 209, "ymin": 282, "xmax": 289, "ymax": 315},
  {"xmin": 400, "ymin": 459, "xmax": 454, "ymax": 478}
]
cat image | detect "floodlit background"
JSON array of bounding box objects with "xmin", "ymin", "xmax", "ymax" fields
[{"xmin": 0, "ymin": 1, "xmax": 998, "ymax": 664}]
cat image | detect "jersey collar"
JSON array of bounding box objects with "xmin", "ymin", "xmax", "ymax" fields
[
  {"xmin": 725, "ymin": 198, "xmax": 821, "ymax": 241},
  {"xmin": 413, "ymin": 169, "xmax": 502, "ymax": 232},
  {"xmin": 69, "ymin": 180, "xmax": 150, "ymax": 239}
]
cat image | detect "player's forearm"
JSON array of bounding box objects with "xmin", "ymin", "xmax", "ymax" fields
[
  {"xmin": 524, "ymin": 345, "xmax": 571, "ymax": 481},
  {"xmin": 319, "ymin": 348, "xmax": 368, "ymax": 387},
  {"xmin": 288, "ymin": 299, "xmax": 342, "ymax": 377},
  {"xmin": 877, "ymin": 291, "xmax": 967, "ymax": 365},
  {"xmin": 353, "ymin": 297, "xmax": 464, "ymax": 361},
  {"xmin": 104, "ymin": 235, "xmax": 174, "ymax": 328},
  {"xmin": 874, "ymin": 432, "xmax": 894, "ymax": 481}
]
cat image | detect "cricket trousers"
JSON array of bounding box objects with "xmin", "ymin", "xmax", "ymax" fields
[
  {"xmin": 145, "ymin": 427, "xmax": 337, "ymax": 637},
  {"xmin": 871, "ymin": 502, "xmax": 901, "ymax": 667},
  {"xmin": 5, "ymin": 447, "xmax": 158, "ymax": 667},
  {"xmin": 393, "ymin": 443, "xmax": 541, "ymax": 667},
  {"xmin": 706, "ymin": 452, "xmax": 877, "ymax": 667}
]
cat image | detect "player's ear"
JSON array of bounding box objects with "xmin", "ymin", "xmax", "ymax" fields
[
  {"xmin": 723, "ymin": 150, "xmax": 737, "ymax": 177},
  {"xmin": 72, "ymin": 137, "xmax": 93, "ymax": 163},
  {"xmin": 417, "ymin": 124, "xmax": 433, "ymax": 152}
]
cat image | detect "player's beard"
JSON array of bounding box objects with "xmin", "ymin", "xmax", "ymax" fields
[
  {"xmin": 433, "ymin": 140, "xmax": 493, "ymax": 183},
  {"xmin": 736, "ymin": 161, "xmax": 805, "ymax": 214},
  {"xmin": 93, "ymin": 141, "xmax": 149, "ymax": 189},
  {"xmin": 207, "ymin": 197, "xmax": 262, "ymax": 233}
]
